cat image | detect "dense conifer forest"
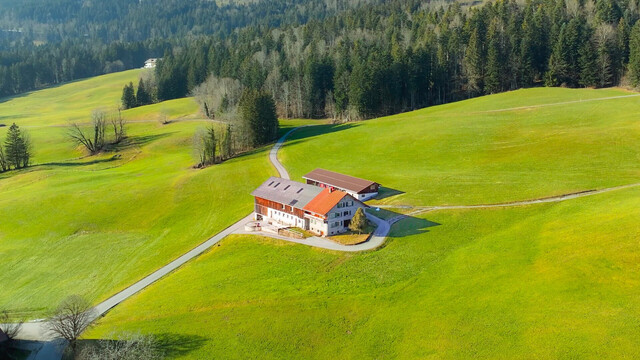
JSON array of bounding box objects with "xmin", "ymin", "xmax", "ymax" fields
[{"xmin": 3, "ymin": 0, "xmax": 640, "ymax": 119}]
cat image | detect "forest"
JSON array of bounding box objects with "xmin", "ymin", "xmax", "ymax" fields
[
  {"xmin": 4, "ymin": 0, "xmax": 640, "ymax": 120},
  {"xmin": 151, "ymin": 0, "xmax": 640, "ymax": 120}
]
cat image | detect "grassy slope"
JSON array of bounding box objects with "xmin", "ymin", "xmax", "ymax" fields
[
  {"xmin": 88, "ymin": 186, "xmax": 640, "ymax": 359},
  {"xmin": 87, "ymin": 88, "xmax": 640, "ymax": 359},
  {"xmin": 280, "ymin": 87, "xmax": 640, "ymax": 205},
  {"xmin": 0, "ymin": 71, "xmax": 274, "ymax": 316}
]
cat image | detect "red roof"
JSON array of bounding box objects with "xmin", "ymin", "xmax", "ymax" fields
[
  {"xmin": 303, "ymin": 168, "xmax": 378, "ymax": 193},
  {"xmin": 303, "ymin": 188, "xmax": 348, "ymax": 215}
]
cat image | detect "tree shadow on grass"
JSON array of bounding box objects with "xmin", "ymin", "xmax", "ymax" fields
[
  {"xmin": 107, "ymin": 132, "xmax": 177, "ymax": 151},
  {"xmin": 42, "ymin": 155, "xmax": 121, "ymax": 168},
  {"xmin": 155, "ymin": 333, "xmax": 209, "ymax": 358},
  {"xmin": 280, "ymin": 122, "xmax": 358, "ymax": 148},
  {"xmin": 74, "ymin": 333, "xmax": 208, "ymax": 359}
]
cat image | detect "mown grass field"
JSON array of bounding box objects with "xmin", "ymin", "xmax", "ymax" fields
[
  {"xmin": 85, "ymin": 88, "xmax": 640, "ymax": 358},
  {"xmin": 88, "ymin": 186, "xmax": 640, "ymax": 359},
  {"xmin": 280, "ymin": 87, "xmax": 640, "ymax": 206},
  {"xmin": 0, "ymin": 71, "xmax": 276, "ymax": 316}
]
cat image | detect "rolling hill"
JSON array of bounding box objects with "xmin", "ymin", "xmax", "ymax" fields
[{"xmin": 79, "ymin": 87, "xmax": 640, "ymax": 358}]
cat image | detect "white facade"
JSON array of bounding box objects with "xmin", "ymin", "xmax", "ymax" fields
[
  {"xmin": 262, "ymin": 208, "xmax": 306, "ymax": 228},
  {"xmin": 254, "ymin": 195, "xmax": 366, "ymax": 237},
  {"xmin": 306, "ymin": 195, "xmax": 365, "ymax": 236},
  {"xmin": 353, "ymin": 191, "xmax": 378, "ymax": 201}
]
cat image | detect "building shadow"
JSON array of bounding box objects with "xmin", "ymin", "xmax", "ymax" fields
[
  {"xmin": 374, "ymin": 186, "xmax": 405, "ymax": 201},
  {"xmin": 387, "ymin": 215, "xmax": 441, "ymax": 238},
  {"xmin": 368, "ymin": 207, "xmax": 440, "ymax": 240}
]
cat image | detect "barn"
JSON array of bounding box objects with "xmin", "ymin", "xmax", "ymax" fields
[{"xmin": 303, "ymin": 168, "xmax": 380, "ymax": 201}]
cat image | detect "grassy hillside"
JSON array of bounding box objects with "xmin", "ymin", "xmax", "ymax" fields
[
  {"xmin": 85, "ymin": 88, "xmax": 640, "ymax": 359},
  {"xmin": 280, "ymin": 87, "xmax": 640, "ymax": 205},
  {"xmin": 87, "ymin": 186, "xmax": 640, "ymax": 359},
  {"xmin": 0, "ymin": 72, "xmax": 275, "ymax": 316}
]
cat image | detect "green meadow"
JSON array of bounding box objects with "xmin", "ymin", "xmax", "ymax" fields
[
  {"xmin": 85, "ymin": 87, "xmax": 640, "ymax": 358},
  {"xmin": 2, "ymin": 70, "xmax": 640, "ymax": 358},
  {"xmin": 0, "ymin": 71, "xmax": 274, "ymax": 316},
  {"xmin": 280, "ymin": 87, "xmax": 640, "ymax": 205},
  {"xmin": 88, "ymin": 186, "xmax": 640, "ymax": 359}
]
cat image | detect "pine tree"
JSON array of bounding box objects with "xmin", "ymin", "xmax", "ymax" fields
[
  {"xmin": 464, "ymin": 27, "xmax": 485, "ymax": 94},
  {"xmin": 239, "ymin": 89, "xmax": 278, "ymax": 147},
  {"xmin": 485, "ymin": 20, "xmax": 503, "ymax": 94},
  {"xmin": 0, "ymin": 143, "xmax": 7, "ymax": 172},
  {"xmin": 121, "ymin": 82, "xmax": 137, "ymax": 109},
  {"xmin": 579, "ymin": 41, "xmax": 599, "ymax": 87},
  {"xmin": 628, "ymin": 21, "xmax": 640, "ymax": 86},
  {"xmin": 545, "ymin": 24, "xmax": 569, "ymax": 86},
  {"xmin": 136, "ymin": 78, "xmax": 152, "ymax": 106},
  {"xmin": 348, "ymin": 208, "xmax": 367, "ymax": 234},
  {"xmin": 4, "ymin": 123, "xmax": 29, "ymax": 169}
]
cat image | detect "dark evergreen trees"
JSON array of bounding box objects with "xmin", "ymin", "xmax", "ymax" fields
[
  {"xmin": 3, "ymin": 123, "xmax": 31, "ymax": 169},
  {"xmin": 121, "ymin": 82, "xmax": 136, "ymax": 109},
  {"xmin": 629, "ymin": 21, "xmax": 640, "ymax": 86},
  {"xmin": 579, "ymin": 41, "xmax": 599, "ymax": 87},
  {"xmin": 136, "ymin": 78, "xmax": 152, "ymax": 106},
  {"xmin": 239, "ymin": 89, "xmax": 279, "ymax": 147}
]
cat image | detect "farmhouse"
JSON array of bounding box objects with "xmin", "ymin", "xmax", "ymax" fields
[
  {"xmin": 143, "ymin": 58, "xmax": 158, "ymax": 69},
  {"xmin": 252, "ymin": 177, "xmax": 367, "ymax": 236},
  {"xmin": 303, "ymin": 168, "xmax": 380, "ymax": 201}
]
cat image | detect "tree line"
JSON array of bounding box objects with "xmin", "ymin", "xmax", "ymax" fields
[
  {"xmin": 6, "ymin": 0, "xmax": 640, "ymax": 121},
  {"xmin": 0, "ymin": 0, "xmax": 378, "ymax": 98},
  {"xmin": 147, "ymin": 0, "xmax": 640, "ymax": 121}
]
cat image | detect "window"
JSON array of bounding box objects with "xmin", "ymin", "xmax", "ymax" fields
[
  {"xmin": 332, "ymin": 221, "xmax": 340, "ymax": 228},
  {"xmin": 343, "ymin": 211, "xmax": 350, "ymax": 216},
  {"xmin": 332, "ymin": 212, "xmax": 340, "ymax": 218}
]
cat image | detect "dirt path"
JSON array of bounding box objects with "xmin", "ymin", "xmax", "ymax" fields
[
  {"xmin": 475, "ymin": 93, "xmax": 640, "ymax": 113},
  {"xmin": 376, "ymin": 182, "xmax": 640, "ymax": 217}
]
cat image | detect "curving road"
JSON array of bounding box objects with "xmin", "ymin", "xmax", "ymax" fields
[
  {"xmin": 269, "ymin": 126, "xmax": 309, "ymax": 180},
  {"xmin": 15, "ymin": 125, "xmax": 392, "ymax": 348}
]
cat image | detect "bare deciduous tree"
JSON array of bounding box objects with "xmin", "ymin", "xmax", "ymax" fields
[
  {"xmin": 46, "ymin": 295, "xmax": 97, "ymax": 353},
  {"xmin": 68, "ymin": 110, "xmax": 107, "ymax": 155},
  {"xmin": 0, "ymin": 145, "xmax": 7, "ymax": 172},
  {"xmin": 193, "ymin": 125, "xmax": 217, "ymax": 167},
  {"xmin": 191, "ymin": 75, "xmax": 243, "ymax": 118},
  {"xmin": 110, "ymin": 110, "xmax": 127, "ymax": 143},
  {"xmin": 77, "ymin": 332, "xmax": 164, "ymax": 360},
  {"xmin": 0, "ymin": 310, "xmax": 23, "ymax": 340},
  {"xmin": 158, "ymin": 110, "xmax": 171, "ymax": 125}
]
